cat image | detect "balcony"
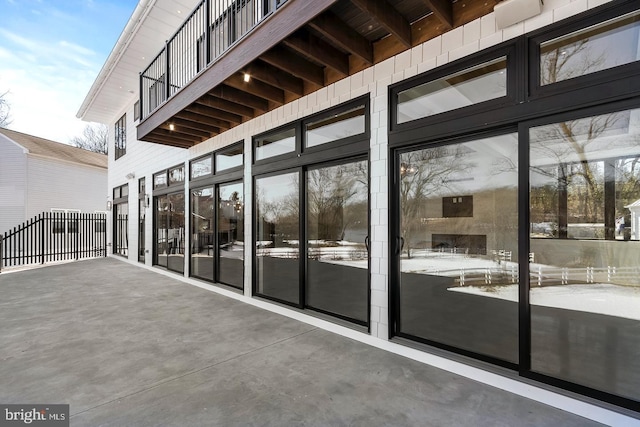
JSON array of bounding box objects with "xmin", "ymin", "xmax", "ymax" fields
[{"xmin": 137, "ymin": 0, "xmax": 499, "ymax": 148}]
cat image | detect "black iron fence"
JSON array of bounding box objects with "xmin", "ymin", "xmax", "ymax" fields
[
  {"xmin": 0, "ymin": 212, "xmax": 107, "ymax": 272},
  {"xmin": 140, "ymin": 0, "xmax": 286, "ymax": 119}
]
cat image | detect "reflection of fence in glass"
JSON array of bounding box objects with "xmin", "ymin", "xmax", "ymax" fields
[{"xmin": 1, "ymin": 212, "xmax": 107, "ymax": 270}]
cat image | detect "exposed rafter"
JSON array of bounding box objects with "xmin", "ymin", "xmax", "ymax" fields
[
  {"xmin": 225, "ymin": 73, "xmax": 285, "ymax": 105},
  {"xmin": 419, "ymin": 0, "xmax": 453, "ymax": 29},
  {"xmin": 244, "ymin": 60, "xmax": 305, "ymax": 96},
  {"xmin": 308, "ymin": 11, "xmax": 373, "ymax": 65},
  {"xmin": 195, "ymin": 95, "xmax": 255, "ymax": 119},
  {"xmin": 261, "ymin": 46, "xmax": 325, "ymax": 87},
  {"xmin": 184, "ymin": 104, "xmax": 242, "ymax": 125},
  {"xmin": 176, "ymin": 110, "xmax": 232, "ymax": 131},
  {"xmin": 210, "ymin": 85, "xmax": 269, "ymax": 113},
  {"xmin": 350, "ymin": 0, "xmax": 412, "ymax": 47},
  {"xmin": 283, "ymin": 29, "xmax": 350, "ymax": 76},
  {"xmin": 160, "ymin": 123, "xmax": 211, "ymax": 139},
  {"xmin": 169, "ymin": 116, "xmax": 221, "ymax": 135}
]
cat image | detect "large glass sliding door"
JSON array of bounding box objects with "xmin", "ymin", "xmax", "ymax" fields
[
  {"xmin": 396, "ymin": 133, "xmax": 519, "ymax": 364},
  {"xmin": 306, "ymin": 160, "xmax": 369, "ymax": 323},
  {"xmin": 218, "ymin": 181, "xmax": 244, "ymax": 288},
  {"xmin": 255, "ymin": 171, "xmax": 300, "ymax": 304},
  {"xmin": 191, "ymin": 188, "xmax": 215, "ymax": 281},
  {"xmin": 155, "ymin": 193, "xmax": 185, "ymax": 273},
  {"xmin": 528, "ymin": 107, "xmax": 640, "ymax": 401}
]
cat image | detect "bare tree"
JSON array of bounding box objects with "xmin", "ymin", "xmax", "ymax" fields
[
  {"xmin": 0, "ymin": 90, "xmax": 11, "ymax": 127},
  {"xmin": 70, "ymin": 123, "xmax": 108, "ymax": 154}
]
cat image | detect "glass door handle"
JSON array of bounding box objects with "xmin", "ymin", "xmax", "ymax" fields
[
  {"xmin": 395, "ymin": 236, "xmax": 405, "ymax": 255},
  {"xmin": 364, "ymin": 236, "xmax": 370, "ymax": 251}
]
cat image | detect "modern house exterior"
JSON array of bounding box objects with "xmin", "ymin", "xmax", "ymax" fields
[
  {"xmin": 77, "ymin": 0, "xmax": 640, "ymax": 421},
  {"xmin": 0, "ymin": 128, "xmax": 108, "ymax": 234}
]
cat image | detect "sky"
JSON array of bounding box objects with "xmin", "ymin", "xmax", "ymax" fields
[{"xmin": 0, "ymin": 0, "xmax": 137, "ymax": 144}]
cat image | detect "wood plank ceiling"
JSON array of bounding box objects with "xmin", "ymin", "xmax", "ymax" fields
[{"xmin": 140, "ymin": 0, "xmax": 499, "ymax": 148}]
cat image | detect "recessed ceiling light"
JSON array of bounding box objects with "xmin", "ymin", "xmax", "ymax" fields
[
  {"xmin": 169, "ymin": 123, "xmax": 175, "ymax": 131},
  {"xmin": 243, "ymin": 73, "xmax": 251, "ymax": 82}
]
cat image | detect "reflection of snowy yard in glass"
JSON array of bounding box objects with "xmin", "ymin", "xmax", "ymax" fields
[{"xmin": 451, "ymin": 283, "xmax": 640, "ymax": 320}]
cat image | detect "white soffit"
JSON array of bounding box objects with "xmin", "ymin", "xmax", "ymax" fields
[{"xmin": 77, "ymin": 0, "xmax": 200, "ymax": 124}]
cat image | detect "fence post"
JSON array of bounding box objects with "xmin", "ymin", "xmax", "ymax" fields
[
  {"xmin": 0, "ymin": 234, "xmax": 3, "ymax": 273},
  {"xmin": 40, "ymin": 213, "xmax": 45, "ymax": 265}
]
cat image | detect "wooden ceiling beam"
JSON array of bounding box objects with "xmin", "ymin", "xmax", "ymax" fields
[
  {"xmin": 350, "ymin": 0, "xmax": 412, "ymax": 48},
  {"xmin": 224, "ymin": 73, "xmax": 285, "ymax": 105},
  {"xmin": 210, "ymin": 85, "xmax": 269, "ymax": 112},
  {"xmin": 160, "ymin": 123, "xmax": 212, "ymax": 139},
  {"xmin": 261, "ymin": 46, "xmax": 325, "ymax": 86},
  {"xmin": 243, "ymin": 60, "xmax": 304, "ymax": 96},
  {"xmin": 195, "ymin": 95, "xmax": 254, "ymax": 119},
  {"xmin": 176, "ymin": 110, "xmax": 232, "ymax": 130},
  {"xmin": 144, "ymin": 134, "xmax": 193, "ymax": 148},
  {"xmin": 170, "ymin": 116, "xmax": 221, "ymax": 135},
  {"xmin": 308, "ymin": 11, "xmax": 373, "ymax": 65},
  {"xmin": 153, "ymin": 127, "xmax": 200, "ymax": 144},
  {"xmin": 283, "ymin": 29, "xmax": 350, "ymax": 76},
  {"xmin": 185, "ymin": 104, "xmax": 242, "ymax": 125},
  {"xmin": 419, "ymin": 0, "xmax": 453, "ymax": 29}
]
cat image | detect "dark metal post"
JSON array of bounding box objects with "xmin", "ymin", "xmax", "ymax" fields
[
  {"xmin": 139, "ymin": 72, "xmax": 144, "ymax": 121},
  {"xmin": 205, "ymin": 0, "xmax": 211, "ymax": 66},
  {"xmin": 165, "ymin": 40, "xmax": 170, "ymax": 102},
  {"xmin": 40, "ymin": 214, "xmax": 45, "ymax": 265},
  {"xmin": 0, "ymin": 234, "xmax": 3, "ymax": 273}
]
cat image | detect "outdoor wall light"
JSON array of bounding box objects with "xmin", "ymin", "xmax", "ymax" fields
[
  {"xmin": 125, "ymin": 172, "xmax": 135, "ymax": 180},
  {"xmin": 106, "ymin": 201, "xmax": 112, "ymax": 211}
]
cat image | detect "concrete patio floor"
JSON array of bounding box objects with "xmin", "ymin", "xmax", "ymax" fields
[{"xmin": 0, "ymin": 258, "xmax": 625, "ymax": 426}]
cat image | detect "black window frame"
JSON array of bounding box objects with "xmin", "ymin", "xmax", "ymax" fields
[
  {"xmin": 252, "ymin": 96, "xmax": 371, "ymax": 328},
  {"xmin": 528, "ymin": 0, "xmax": 640, "ymax": 101},
  {"xmin": 387, "ymin": 0, "xmax": 640, "ymax": 413},
  {"xmin": 114, "ymin": 114, "xmax": 127, "ymax": 160}
]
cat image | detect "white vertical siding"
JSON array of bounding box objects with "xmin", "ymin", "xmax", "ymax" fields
[{"xmin": 0, "ymin": 136, "xmax": 27, "ymax": 234}]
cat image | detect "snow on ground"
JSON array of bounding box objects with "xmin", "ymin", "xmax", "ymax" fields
[{"xmin": 450, "ymin": 283, "xmax": 640, "ymax": 321}]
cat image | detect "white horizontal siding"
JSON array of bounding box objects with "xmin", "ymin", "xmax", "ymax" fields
[
  {"xmin": 26, "ymin": 156, "xmax": 107, "ymax": 219},
  {"xmin": 0, "ymin": 137, "xmax": 27, "ymax": 233}
]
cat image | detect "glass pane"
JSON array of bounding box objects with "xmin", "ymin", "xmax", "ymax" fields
[
  {"xmin": 305, "ymin": 105, "xmax": 366, "ymax": 148},
  {"xmin": 529, "ymin": 108, "xmax": 640, "ymax": 401},
  {"xmin": 255, "ymin": 128, "xmax": 295, "ymax": 161},
  {"xmin": 397, "ymin": 57, "xmax": 507, "ymax": 124},
  {"xmin": 139, "ymin": 177, "xmax": 146, "ymax": 195},
  {"xmin": 167, "ymin": 192, "xmax": 185, "ymax": 273},
  {"xmin": 218, "ymin": 181, "xmax": 244, "ymax": 289},
  {"xmin": 398, "ymin": 134, "xmax": 519, "ymax": 363},
  {"xmin": 154, "ymin": 172, "xmax": 167, "ymax": 188},
  {"xmin": 216, "ymin": 144, "xmax": 243, "ymax": 171},
  {"xmin": 191, "ymin": 156, "xmax": 212, "ymax": 179},
  {"xmin": 169, "ymin": 166, "xmax": 185, "ymax": 184},
  {"xmin": 120, "ymin": 184, "xmax": 129, "ymax": 198},
  {"xmin": 255, "ymin": 172, "xmax": 299, "ymax": 304},
  {"xmin": 191, "ymin": 187, "xmax": 215, "ymax": 281},
  {"xmin": 307, "ymin": 161, "xmax": 369, "ymax": 322},
  {"xmin": 114, "ymin": 203, "xmax": 128, "ymax": 257},
  {"xmin": 113, "ymin": 187, "xmax": 121, "ymax": 199},
  {"xmin": 155, "ymin": 195, "xmax": 169, "ymax": 268},
  {"xmin": 540, "ymin": 11, "xmax": 640, "ymax": 86}
]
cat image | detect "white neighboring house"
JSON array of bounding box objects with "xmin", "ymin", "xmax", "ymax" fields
[{"xmin": 0, "ymin": 127, "xmax": 107, "ymax": 234}]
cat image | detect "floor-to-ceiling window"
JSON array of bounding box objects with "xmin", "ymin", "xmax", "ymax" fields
[
  {"xmin": 388, "ymin": 1, "xmax": 640, "ymax": 410},
  {"xmin": 253, "ymin": 97, "xmax": 370, "ymax": 325},
  {"xmin": 138, "ymin": 177, "xmax": 146, "ymax": 263},
  {"xmin": 153, "ymin": 165, "xmax": 185, "ymax": 273},
  {"xmin": 113, "ymin": 184, "xmax": 129, "ymax": 257},
  {"xmin": 189, "ymin": 143, "xmax": 244, "ymax": 289}
]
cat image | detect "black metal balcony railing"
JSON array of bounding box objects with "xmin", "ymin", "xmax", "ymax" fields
[{"xmin": 140, "ymin": 0, "xmax": 286, "ymax": 120}]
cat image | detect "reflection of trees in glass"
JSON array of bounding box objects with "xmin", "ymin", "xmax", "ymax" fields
[
  {"xmin": 307, "ymin": 162, "xmax": 367, "ymax": 241},
  {"xmin": 256, "ymin": 174, "xmax": 299, "ymax": 246},
  {"xmin": 400, "ymin": 146, "xmax": 471, "ymax": 258}
]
